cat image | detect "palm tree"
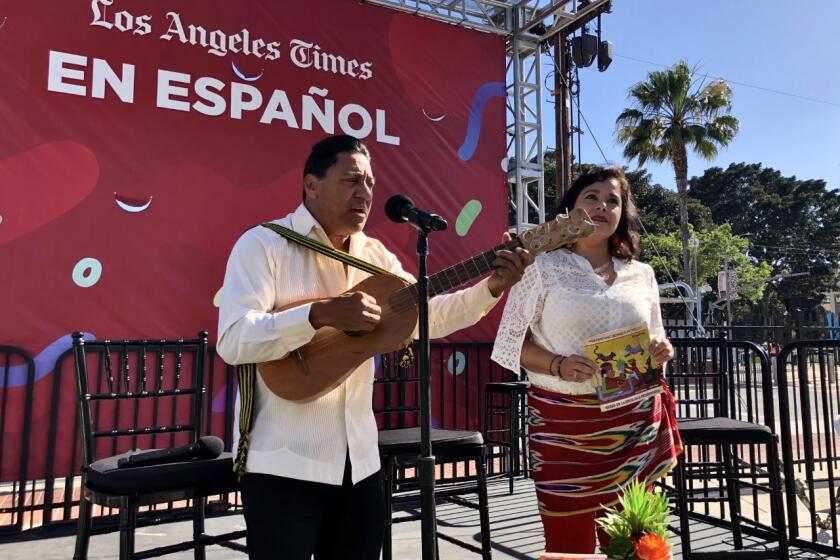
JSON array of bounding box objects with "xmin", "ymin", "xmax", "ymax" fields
[{"xmin": 616, "ymin": 61, "xmax": 738, "ymax": 285}]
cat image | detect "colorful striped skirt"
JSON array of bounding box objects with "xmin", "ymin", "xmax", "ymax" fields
[{"xmin": 528, "ymin": 382, "xmax": 682, "ymax": 517}]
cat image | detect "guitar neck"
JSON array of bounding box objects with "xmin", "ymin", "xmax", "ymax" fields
[
  {"xmin": 390, "ymin": 238, "xmax": 522, "ymax": 311},
  {"xmin": 427, "ymin": 238, "xmax": 522, "ymax": 297},
  {"xmin": 388, "ymin": 207, "xmax": 594, "ymax": 312}
]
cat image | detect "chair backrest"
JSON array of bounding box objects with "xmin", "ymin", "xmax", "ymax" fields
[
  {"xmin": 374, "ymin": 349, "xmax": 421, "ymax": 430},
  {"xmin": 373, "ymin": 342, "xmax": 511, "ymax": 431},
  {"xmin": 668, "ymin": 336, "xmax": 775, "ymax": 427},
  {"xmin": 668, "ymin": 337, "xmax": 731, "ymax": 420},
  {"xmin": 72, "ymin": 332, "xmax": 209, "ymax": 468}
]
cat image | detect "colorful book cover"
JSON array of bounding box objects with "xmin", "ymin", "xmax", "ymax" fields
[{"xmin": 583, "ymin": 321, "xmax": 663, "ymax": 411}]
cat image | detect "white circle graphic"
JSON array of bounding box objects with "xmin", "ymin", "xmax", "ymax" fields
[{"xmin": 73, "ymin": 258, "xmax": 102, "ymax": 288}]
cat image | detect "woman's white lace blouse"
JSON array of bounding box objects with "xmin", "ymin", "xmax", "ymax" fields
[{"xmin": 491, "ymin": 249, "xmax": 666, "ymax": 394}]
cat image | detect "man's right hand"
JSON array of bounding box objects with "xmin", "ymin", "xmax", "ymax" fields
[{"xmin": 308, "ymin": 292, "xmax": 382, "ymax": 332}]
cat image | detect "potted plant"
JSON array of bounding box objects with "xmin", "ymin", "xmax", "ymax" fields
[{"xmin": 596, "ymin": 479, "xmax": 673, "ymax": 560}]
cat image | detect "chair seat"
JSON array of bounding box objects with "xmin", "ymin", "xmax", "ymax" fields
[
  {"xmin": 484, "ymin": 381, "xmax": 530, "ymax": 394},
  {"xmin": 85, "ymin": 450, "xmax": 238, "ymax": 495},
  {"xmin": 678, "ymin": 417, "xmax": 773, "ymax": 445},
  {"xmin": 378, "ymin": 428, "xmax": 483, "ymax": 458}
]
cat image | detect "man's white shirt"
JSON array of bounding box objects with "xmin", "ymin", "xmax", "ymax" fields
[{"xmin": 217, "ymin": 203, "xmax": 500, "ymax": 485}]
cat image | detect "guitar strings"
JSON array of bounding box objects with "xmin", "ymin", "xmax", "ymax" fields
[{"xmin": 261, "ymin": 214, "xmax": 592, "ymax": 369}]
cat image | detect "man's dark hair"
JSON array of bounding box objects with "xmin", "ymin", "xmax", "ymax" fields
[
  {"xmin": 557, "ymin": 166, "xmax": 641, "ymax": 262},
  {"xmin": 302, "ymin": 135, "xmax": 370, "ymax": 200}
]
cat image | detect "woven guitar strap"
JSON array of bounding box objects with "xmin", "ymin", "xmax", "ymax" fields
[{"xmin": 233, "ymin": 223, "xmax": 409, "ymax": 479}]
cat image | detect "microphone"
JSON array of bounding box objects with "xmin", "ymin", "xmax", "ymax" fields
[
  {"xmin": 117, "ymin": 435, "xmax": 224, "ymax": 468},
  {"xmin": 385, "ymin": 194, "xmax": 448, "ymax": 232}
]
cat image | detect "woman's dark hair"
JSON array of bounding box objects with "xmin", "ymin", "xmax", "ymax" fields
[
  {"xmin": 556, "ymin": 166, "xmax": 640, "ymax": 261},
  {"xmin": 302, "ymin": 135, "xmax": 370, "ymax": 200}
]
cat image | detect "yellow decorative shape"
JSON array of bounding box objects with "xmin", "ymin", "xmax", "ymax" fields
[{"xmin": 213, "ymin": 287, "xmax": 222, "ymax": 308}]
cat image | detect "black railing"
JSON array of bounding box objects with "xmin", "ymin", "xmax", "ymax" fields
[
  {"xmin": 374, "ymin": 342, "xmax": 518, "ymax": 487},
  {"xmin": 777, "ymin": 339, "xmax": 840, "ymax": 555},
  {"xmin": 667, "ymin": 337, "xmax": 781, "ymax": 540},
  {"xmin": 4, "ymin": 333, "xmax": 840, "ymax": 560},
  {"xmin": 0, "ymin": 345, "xmax": 35, "ymax": 535}
]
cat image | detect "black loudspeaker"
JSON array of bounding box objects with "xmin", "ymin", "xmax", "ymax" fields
[
  {"xmin": 598, "ymin": 40, "xmax": 613, "ymax": 72},
  {"xmin": 570, "ymin": 34, "xmax": 598, "ymax": 68}
]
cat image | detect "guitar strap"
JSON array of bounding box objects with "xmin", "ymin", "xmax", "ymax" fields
[
  {"xmin": 233, "ymin": 222, "xmax": 410, "ymax": 479},
  {"xmin": 260, "ymin": 222, "xmax": 396, "ymax": 276}
]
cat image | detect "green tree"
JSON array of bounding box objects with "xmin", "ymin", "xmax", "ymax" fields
[
  {"xmin": 616, "ymin": 61, "xmax": 739, "ymax": 285},
  {"xmin": 642, "ymin": 224, "xmax": 773, "ymax": 316},
  {"xmin": 689, "ymin": 163, "xmax": 840, "ymax": 322},
  {"xmin": 629, "ymin": 168, "xmax": 714, "ymax": 236}
]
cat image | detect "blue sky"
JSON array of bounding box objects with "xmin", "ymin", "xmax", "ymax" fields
[{"xmin": 539, "ymin": 0, "xmax": 840, "ymax": 191}]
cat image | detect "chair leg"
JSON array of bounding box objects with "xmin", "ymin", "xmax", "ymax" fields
[
  {"xmin": 119, "ymin": 496, "xmax": 136, "ymax": 560},
  {"xmin": 767, "ymin": 437, "xmax": 789, "ymax": 559},
  {"xmin": 675, "ymin": 452, "xmax": 692, "ymax": 559},
  {"xmin": 193, "ymin": 496, "xmax": 207, "ymax": 560},
  {"xmin": 73, "ymin": 488, "xmax": 93, "ymax": 560},
  {"xmin": 483, "ymin": 393, "xmax": 494, "ymax": 480},
  {"xmin": 722, "ymin": 444, "xmax": 744, "ymax": 549},
  {"xmin": 508, "ymin": 394, "xmax": 516, "ymax": 495},
  {"xmin": 520, "ymin": 394, "xmax": 530, "ymax": 479},
  {"xmin": 477, "ymin": 448, "xmax": 492, "ymax": 560},
  {"xmin": 382, "ymin": 459, "xmax": 394, "ymax": 560}
]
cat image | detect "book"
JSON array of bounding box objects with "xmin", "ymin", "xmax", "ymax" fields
[{"xmin": 583, "ymin": 321, "xmax": 663, "ymax": 411}]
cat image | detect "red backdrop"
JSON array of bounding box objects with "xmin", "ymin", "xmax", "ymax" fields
[{"xmin": 0, "ymin": 0, "xmax": 507, "ymax": 480}]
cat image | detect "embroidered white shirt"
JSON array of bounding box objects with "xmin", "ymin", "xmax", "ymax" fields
[
  {"xmin": 217, "ymin": 203, "xmax": 501, "ymax": 485},
  {"xmin": 491, "ymin": 248, "xmax": 665, "ymax": 395}
]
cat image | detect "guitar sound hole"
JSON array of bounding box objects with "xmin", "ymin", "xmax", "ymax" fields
[{"xmin": 344, "ymin": 330, "xmax": 364, "ymax": 337}]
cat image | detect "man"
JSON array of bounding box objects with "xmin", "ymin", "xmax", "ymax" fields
[{"xmin": 217, "ymin": 134, "xmax": 533, "ymax": 560}]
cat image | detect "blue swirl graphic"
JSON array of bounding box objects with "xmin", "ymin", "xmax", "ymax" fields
[{"xmin": 457, "ymin": 82, "xmax": 505, "ymax": 161}]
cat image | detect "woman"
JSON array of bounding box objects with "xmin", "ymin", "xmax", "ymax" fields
[{"xmin": 491, "ymin": 166, "xmax": 682, "ymax": 554}]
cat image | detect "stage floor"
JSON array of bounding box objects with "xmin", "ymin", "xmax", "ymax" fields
[{"xmin": 0, "ymin": 478, "xmax": 833, "ymax": 559}]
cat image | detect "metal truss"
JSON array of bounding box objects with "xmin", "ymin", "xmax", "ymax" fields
[
  {"xmin": 365, "ymin": 0, "xmax": 612, "ymax": 232},
  {"xmin": 507, "ymin": 30, "xmax": 545, "ymax": 231}
]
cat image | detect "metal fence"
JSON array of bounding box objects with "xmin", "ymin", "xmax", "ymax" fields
[
  {"xmin": 667, "ymin": 337, "xmax": 781, "ymax": 541},
  {"xmin": 0, "ymin": 341, "xmax": 516, "ymax": 537},
  {"xmin": 374, "ymin": 342, "xmax": 521, "ymax": 488},
  {"xmin": 4, "ymin": 334, "xmax": 840, "ymax": 559},
  {"xmin": 777, "ymin": 340, "xmax": 840, "ymax": 555},
  {"xmin": 0, "ymin": 346, "xmax": 243, "ymax": 536}
]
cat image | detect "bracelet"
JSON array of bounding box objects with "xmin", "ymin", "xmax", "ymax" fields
[{"xmin": 549, "ymin": 355, "xmax": 567, "ymax": 377}]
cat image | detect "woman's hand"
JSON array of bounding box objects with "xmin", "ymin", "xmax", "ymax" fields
[
  {"xmin": 553, "ymin": 354, "xmax": 598, "ymax": 383},
  {"xmin": 649, "ymin": 337, "xmax": 674, "ymax": 365}
]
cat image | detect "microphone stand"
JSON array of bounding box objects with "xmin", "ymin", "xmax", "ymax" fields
[{"xmin": 416, "ymin": 228, "xmax": 437, "ymax": 560}]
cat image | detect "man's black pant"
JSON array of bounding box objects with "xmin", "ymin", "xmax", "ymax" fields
[{"xmin": 240, "ymin": 460, "xmax": 385, "ymax": 560}]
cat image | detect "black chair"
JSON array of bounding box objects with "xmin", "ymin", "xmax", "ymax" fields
[
  {"xmin": 72, "ymin": 332, "xmax": 246, "ymax": 560},
  {"xmin": 483, "ymin": 381, "xmax": 529, "ymax": 494},
  {"xmin": 376, "ymin": 352, "xmax": 492, "ymax": 560},
  {"xmin": 668, "ymin": 337, "xmax": 788, "ymax": 560}
]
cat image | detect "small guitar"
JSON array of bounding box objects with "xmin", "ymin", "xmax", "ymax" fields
[{"xmin": 259, "ymin": 208, "xmax": 595, "ymax": 401}]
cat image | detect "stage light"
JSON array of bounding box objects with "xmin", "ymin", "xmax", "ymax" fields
[
  {"xmin": 570, "ymin": 33, "xmax": 598, "ymax": 67},
  {"xmin": 598, "ymin": 40, "xmax": 613, "ymax": 71}
]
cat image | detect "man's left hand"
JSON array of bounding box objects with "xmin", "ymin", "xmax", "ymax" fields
[{"xmin": 487, "ymin": 233, "xmax": 534, "ymax": 297}]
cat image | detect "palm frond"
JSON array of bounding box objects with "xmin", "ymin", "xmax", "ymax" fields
[{"xmin": 615, "ymin": 108, "xmax": 644, "ymax": 128}]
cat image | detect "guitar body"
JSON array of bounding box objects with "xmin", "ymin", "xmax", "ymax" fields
[
  {"xmin": 257, "ymin": 274, "xmax": 417, "ymax": 402},
  {"xmin": 255, "ymin": 207, "xmax": 595, "ymax": 402}
]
